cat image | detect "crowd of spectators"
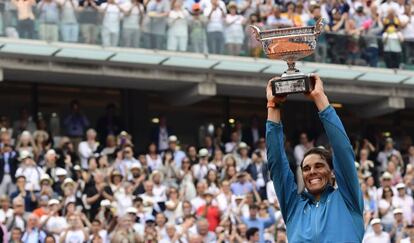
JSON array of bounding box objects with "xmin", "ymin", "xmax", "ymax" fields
[
  {"xmin": 0, "ymin": 100, "xmax": 413, "ymax": 242},
  {"xmin": 0, "ymin": 0, "xmax": 414, "ymax": 68}
]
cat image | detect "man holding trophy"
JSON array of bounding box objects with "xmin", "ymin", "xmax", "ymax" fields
[{"xmin": 257, "ymin": 20, "xmax": 365, "ymax": 241}]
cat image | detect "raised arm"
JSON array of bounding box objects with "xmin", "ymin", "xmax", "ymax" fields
[
  {"xmin": 266, "ymin": 80, "xmax": 298, "ymax": 222},
  {"xmin": 306, "ymin": 74, "xmax": 363, "ymax": 214}
]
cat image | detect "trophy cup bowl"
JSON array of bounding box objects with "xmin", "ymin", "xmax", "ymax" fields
[{"xmin": 251, "ymin": 19, "xmax": 323, "ymax": 95}]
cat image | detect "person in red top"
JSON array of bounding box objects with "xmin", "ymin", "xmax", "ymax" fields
[{"xmin": 196, "ymin": 189, "xmax": 220, "ymax": 232}]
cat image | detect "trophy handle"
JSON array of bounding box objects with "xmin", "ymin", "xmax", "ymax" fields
[
  {"xmin": 314, "ymin": 18, "xmax": 324, "ymax": 36},
  {"xmin": 249, "ymin": 25, "xmax": 261, "ymax": 42}
]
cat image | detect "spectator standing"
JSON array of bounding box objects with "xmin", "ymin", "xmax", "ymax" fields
[
  {"xmin": 362, "ymin": 7, "xmax": 382, "ymax": 67},
  {"xmin": 245, "ymin": 13, "xmax": 263, "ymax": 58},
  {"xmin": 151, "ymin": 116, "xmax": 171, "ymax": 152},
  {"xmin": 400, "ymin": 4, "xmax": 414, "ymax": 64},
  {"xmin": 293, "ymin": 132, "xmax": 313, "ymax": 166},
  {"xmin": 147, "ymin": 0, "xmax": 170, "ymax": 50},
  {"xmin": 37, "ymin": 0, "xmax": 60, "ymax": 42},
  {"xmin": 204, "ymin": 0, "xmax": 226, "ymax": 54},
  {"xmin": 167, "ymin": 0, "xmax": 189, "ymax": 51},
  {"xmin": 224, "ymin": 2, "xmax": 245, "ymax": 55},
  {"xmin": 11, "ymin": 0, "xmax": 35, "ymax": 39},
  {"xmin": 63, "ymin": 100, "xmax": 90, "ymax": 147},
  {"xmin": 78, "ymin": 0, "xmax": 99, "ymax": 44},
  {"xmin": 382, "ymin": 9, "xmax": 404, "ymax": 69},
  {"xmin": 377, "ymin": 138, "xmax": 403, "ymax": 172},
  {"xmin": 281, "ymin": 2, "xmax": 303, "ymax": 27},
  {"xmin": 167, "ymin": 135, "xmax": 186, "ymax": 167},
  {"xmin": 0, "ymin": 143, "xmax": 18, "ymax": 196},
  {"xmin": 78, "ymin": 129, "xmax": 99, "ymax": 169},
  {"xmin": 100, "ymin": 0, "xmax": 124, "ymax": 47},
  {"xmin": 267, "ymin": 5, "xmax": 293, "ymax": 28},
  {"xmin": 58, "ymin": 0, "xmax": 79, "ymax": 43},
  {"xmin": 122, "ymin": 0, "xmax": 145, "ymax": 48},
  {"xmin": 189, "ymin": 3, "xmax": 207, "ymax": 53}
]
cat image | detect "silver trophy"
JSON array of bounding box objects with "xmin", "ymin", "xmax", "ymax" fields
[{"xmin": 250, "ymin": 19, "xmax": 323, "ymax": 95}]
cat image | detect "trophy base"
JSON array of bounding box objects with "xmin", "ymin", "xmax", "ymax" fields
[{"xmin": 271, "ymin": 73, "xmax": 313, "ymax": 95}]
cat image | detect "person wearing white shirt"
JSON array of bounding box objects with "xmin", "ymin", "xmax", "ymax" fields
[
  {"xmin": 225, "ymin": 132, "xmax": 239, "ymax": 154},
  {"xmin": 159, "ymin": 224, "xmax": 183, "ymax": 243},
  {"xmin": 191, "ymin": 181, "xmax": 207, "ymax": 210},
  {"xmin": 392, "ymin": 183, "xmax": 413, "ymax": 224},
  {"xmin": 192, "ymin": 149, "xmax": 216, "ymax": 181},
  {"xmin": 378, "ymin": 0, "xmax": 403, "ymax": 18},
  {"xmin": 167, "ymin": 0, "xmax": 189, "ymax": 51},
  {"xmin": 151, "ymin": 171, "xmax": 167, "ymax": 204},
  {"xmin": 99, "ymin": 0, "xmax": 125, "ymax": 46},
  {"xmin": 15, "ymin": 152, "xmax": 42, "ymax": 191},
  {"xmin": 224, "ymin": 2, "xmax": 245, "ymax": 55},
  {"xmin": 122, "ymin": 0, "xmax": 144, "ymax": 47},
  {"xmin": 363, "ymin": 218, "xmax": 391, "ymax": 243},
  {"xmin": 40, "ymin": 199, "xmax": 67, "ymax": 241},
  {"xmin": 78, "ymin": 129, "xmax": 99, "ymax": 169},
  {"xmin": 146, "ymin": 143, "xmax": 163, "ymax": 171},
  {"xmin": 204, "ymin": 0, "xmax": 226, "ymax": 54},
  {"xmin": 167, "ymin": 135, "xmax": 186, "ymax": 168},
  {"xmin": 59, "ymin": 214, "xmax": 88, "ymax": 243},
  {"xmin": 293, "ymin": 132, "xmax": 313, "ymax": 165},
  {"xmin": 58, "ymin": 0, "xmax": 79, "ymax": 42},
  {"xmin": 400, "ymin": 5, "xmax": 414, "ymax": 64}
]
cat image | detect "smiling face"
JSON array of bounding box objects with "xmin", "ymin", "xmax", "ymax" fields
[{"xmin": 302, "ymin": 154, "xmax": 333, "ymax": 199}]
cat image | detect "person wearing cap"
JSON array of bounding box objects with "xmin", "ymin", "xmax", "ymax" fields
[
  {"xmin": 15, "ymin": 150, "xmax": 43, "ymax": 191},
  {"xmin": 377, "ymin": 171, "xmax": 396, "ymax": 200},
  {"xmin": 167, "ymin": 135, "xmax": 186, "ymax": 167},
  {"xmin": 237, "ymin": 142, "xmax": 251, "ymax": 172},
  {"xmin": 393, "ymin": 183, "xmax": 413, "ymax": 224},
  {"xmin": 266, "ymin": 75, "xmax": 364, "ymax": 242},
  {"xmin": 0, "ymin": 139, "xmax": 18, "ymax": 196},
  {"xmin": 53, "ymin": 168, "xmax": 68, "ymax": 197},
  {"xmin": 224, "ymin": 1, "xmax": 245, "ymax": 56},
  {"xmin": 119, "ymin": 145, "xmax": 141, "ymax": 179},
  {"xmin": 196, "ymin": 189, "xmax": 220, "ymax": 232},
  {"xmin": 362, "ymin": 218, "xmax": 390, "ymax": 243},
  {"xmin": 110, "ymin": 215, "xmax": 141, "ymax": 242},
  {"xmin": 377, "ymin": 137, "xmax": 403, "ymax": 172},
  {"xmin": 390, "ymin": 208, "xmax": 405, "ymax": 241},
  {"xmin": 39, "ymin": 199, "xmax": 67, "ymax": 240},
  {"xmin": 189, "ymin": 2, "xmax": 207, "ymax": 53},
  {"xmin": 192, "ymin": 148, "xmax": 215, "ymax": 181}
]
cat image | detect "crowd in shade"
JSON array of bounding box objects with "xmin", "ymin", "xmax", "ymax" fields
[
  {"xmin": 0, "ymin": 100, "xmax": 413, "ymax": 242},
  {"xmin": 0, "ymin": 0, "xmax": 414, "ymax": 68}
]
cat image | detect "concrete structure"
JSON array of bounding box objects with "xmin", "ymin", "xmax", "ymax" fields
[{"xmin": 1, "ymin": 38, "xmax": 414, "ymax": 120}]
